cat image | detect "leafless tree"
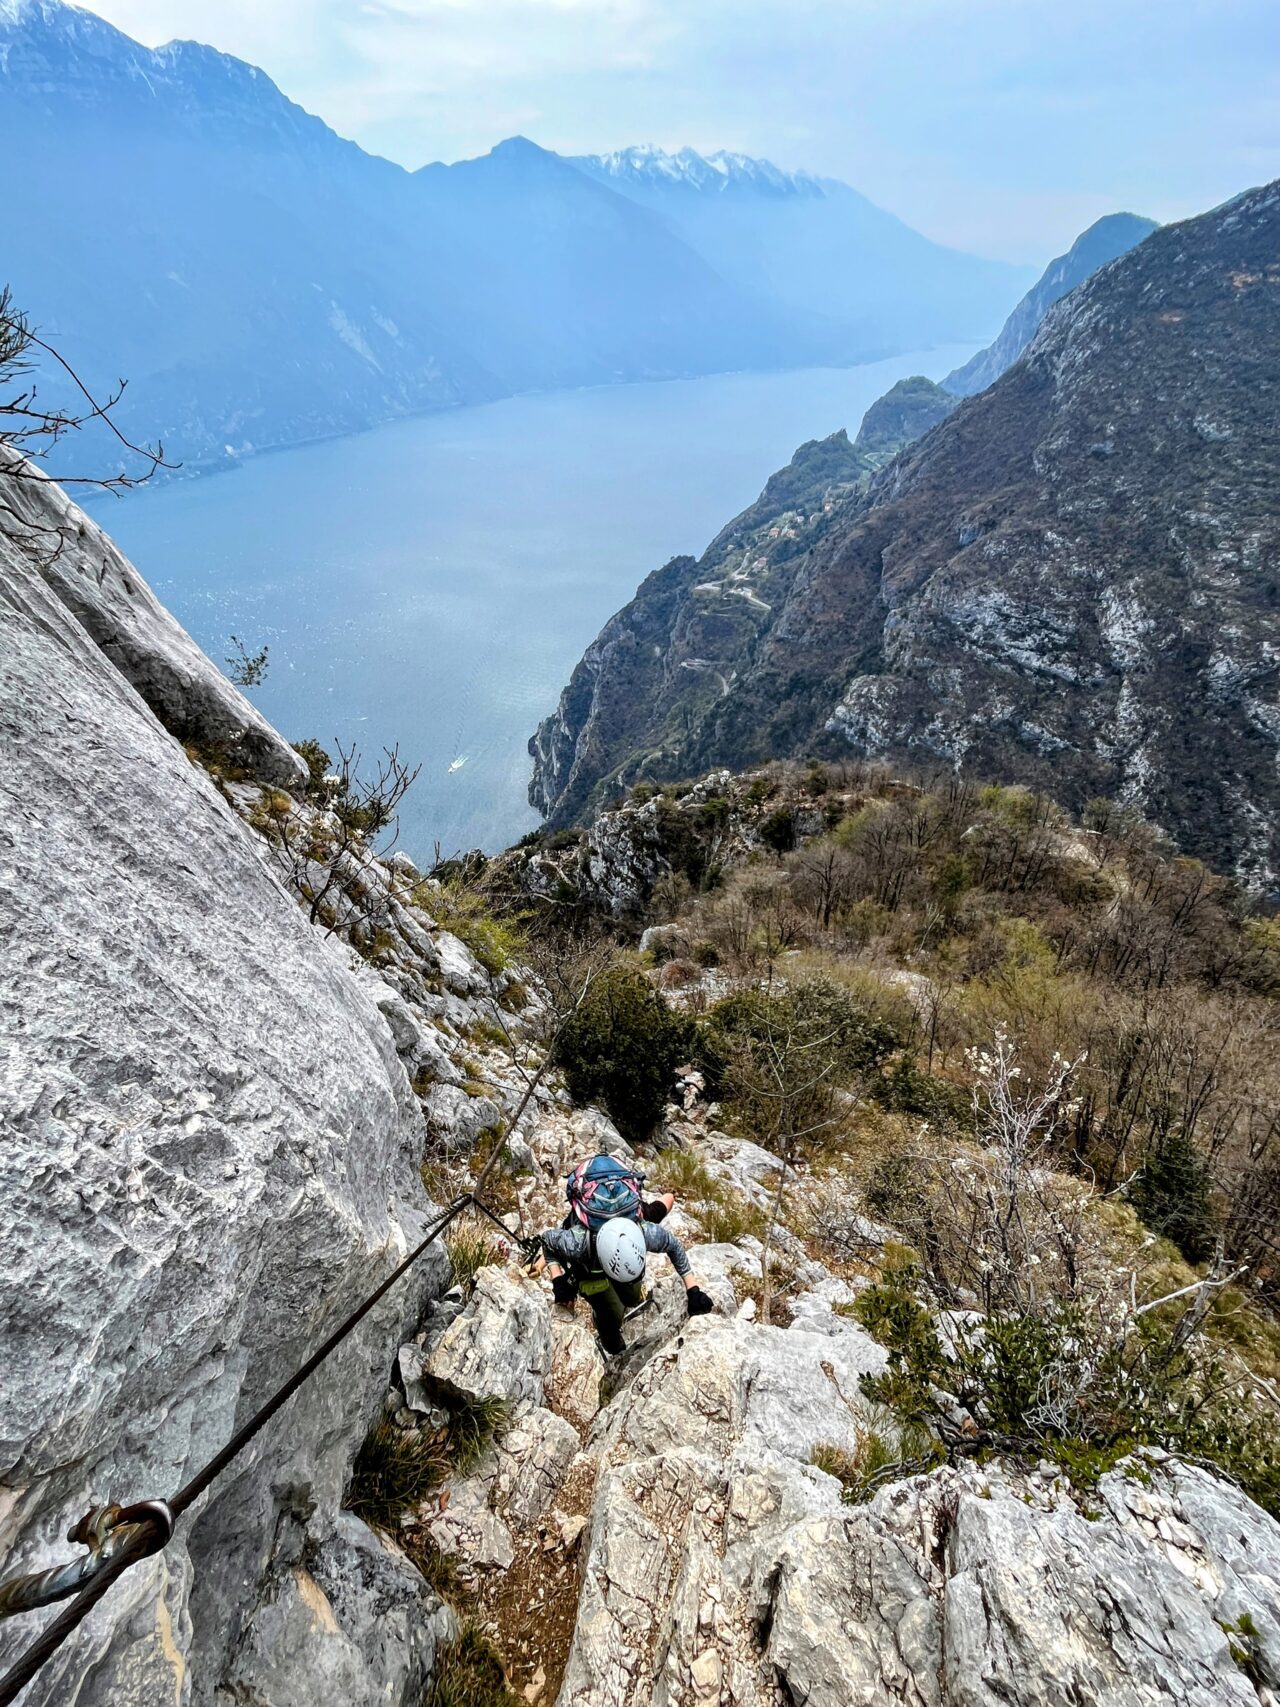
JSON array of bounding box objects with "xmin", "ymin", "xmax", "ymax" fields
[
  {"xmin": 225, "ymin": 635, "xmax": 270, "ymax": 688},
  {"xmin": 1, "ymin": 285, "xmax": 175, "ymax": 565},
  {"xmin": 264, "ymin": 740, "xmax": 420, "ymax": 935}
]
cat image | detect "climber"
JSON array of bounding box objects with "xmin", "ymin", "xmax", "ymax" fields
[{"xmin": 539, "ymin": 1215, "xmax": 715, "ymax": 1355}]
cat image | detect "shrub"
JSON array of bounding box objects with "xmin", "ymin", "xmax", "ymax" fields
[
  {"xmin": 854, "ymin": 1260, "xmax": 1280, "ymax": 1515},
  {"xmin": 759, "ymin": 805, "xmax": 797, "ymax": 854},
  {"xmin": 706, "ymin": 977, "xmax": 898, "ymax": 1156},
  {"xmin": 552, "ymin": 964, "xmax": 697, "ymax": 1140},
  {"xmin": 867, "ymin": 1057, "xmax": 971, "ymax": 1130},
  {"xmin": 709, "ymin": 976, "xmax": 903, "ymax": 1084},
  {"xmin": 1130, "ymin": 1130, "xmax": 1219, "ymax": 1264},
  {"xmin": 425, "ymin": 882, "xmax": 525, "ymax": 976},
  {"xmin": 293, "ymin": 737, "xmax": 332, "ymax": 796}
]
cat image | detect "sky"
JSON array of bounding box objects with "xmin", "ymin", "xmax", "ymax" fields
[{"xmin": 89, "ymin": 0, "xmax": 1280, "ymax": 262}]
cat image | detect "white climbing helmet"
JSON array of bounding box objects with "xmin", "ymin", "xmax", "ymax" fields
[{"xmin": 596, "ymin": 1217, "xmax": 646, "ymax": 1283}]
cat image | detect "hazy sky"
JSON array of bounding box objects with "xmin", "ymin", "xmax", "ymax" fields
[{"xmin": 91, "ymin": 0, "xmax": 1279, "ymax": 261}]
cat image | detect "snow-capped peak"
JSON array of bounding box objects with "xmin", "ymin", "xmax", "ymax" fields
[{"xmin": 580, "ymin": 144, "xmax": 826, "ymax": 198}]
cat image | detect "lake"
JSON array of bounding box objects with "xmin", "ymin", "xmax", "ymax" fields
[{"xmin": 105, "ymin": 349, "xmax": 978, "ymax": 859}]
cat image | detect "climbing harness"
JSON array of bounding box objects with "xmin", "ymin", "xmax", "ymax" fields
[{"xmin": 0, "ymin": 1059, "xmax": 551, "ymax": 1705}]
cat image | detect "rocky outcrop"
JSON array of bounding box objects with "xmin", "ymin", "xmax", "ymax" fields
[
  {"xmin": 529, "ymin": 180, "xmax": 1280, "ymax": 888},
  {"xmin": 944, "ymin": 210, "xmax": 1158, "ymax": 397},
  {"xmin": 1, "ymin": 456, "xmax": 305, "ymax": 785},
  {"xmin": 755, "ymin": 1457, "xmax": 1279, "ymax": 1707},
  {"xmin": 555, "ymin": 1286, "xmax": 1280, "ymax": 1706},
  {"xmin": 527, "ymin": 383, "xmax": 967, "ymax": 830},
  {"xmin": 0, "ymin": 480, "xmax": 450, "ymax": 1702}
]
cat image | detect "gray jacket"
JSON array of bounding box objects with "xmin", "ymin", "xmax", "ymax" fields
[{"xmin": 541, "ymin": 1221, "xmax": 692, "ymax": 1280}]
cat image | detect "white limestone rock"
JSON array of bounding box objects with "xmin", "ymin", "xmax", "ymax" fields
[
  {"xmin": 546, "ymin": 1314, "xmax": 607, "ymax": 1435},
  {"xmin": 1, "ymin": 454, "xmax": 305, "ymax": 787},
  {"xmin": 0, "ymin": 488, "xmax": 443, "ymax": 1704},
  {"xmin": 422, "ymin": 1268, "xmax": 552, "ymax": 1410}
]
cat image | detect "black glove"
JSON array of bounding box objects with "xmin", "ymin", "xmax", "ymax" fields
[
  {"xmin": 551, "ymin": 1273, "xmax": 577, "ymax": 1307},
  {"xmin": 685, "ymin": 1285, "xmax": 714, "ymax": 1317}
]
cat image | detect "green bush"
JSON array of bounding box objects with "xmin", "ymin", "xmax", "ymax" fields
[
  {"xmin": 424, "ymin": 882, "xmax": 525, "ymax": 976},
  {"xmin": 854, "ymin": 1260, "xmax": 1280, "ymax": 1515},
  {"xmin": 708, "ymin": 977, "xmax": 903, "ymax": 1081},
  {"xmin": 292, "ymin": 737, "xmax": 332, "ymax": 796},
  {"xmin": 867, "ymin": 1057, "xmax": 971, "ymax": 1129},
  {"xmin": 1130, "ymin": 1130, "xmax": 1219, "ymax": 1264},
  {"xmin": 760, "ymin": 805, "xmax": 797, "ymax": 854},
  {"xmin": 553, "ymin": 965, "xmax": 698, "ymax": 1141}
]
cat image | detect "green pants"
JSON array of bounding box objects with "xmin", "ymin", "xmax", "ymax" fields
[{"xmin": 578, "ymin": 1272, "xmax": 645, "ymax": 1354}]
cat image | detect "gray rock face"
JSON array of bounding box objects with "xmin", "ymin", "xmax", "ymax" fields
[
  {"xmin": 422, "ymin": 1267, "xmax": 553, "ymax": 1410},
  {"xmin": 222, "ymin": 1515, "xmax": 453, "ymax": 1707},
  {"xmin": 764, "ymin": 1460, "xmax": 1280, "ymax": 1707},
  {"xmin": 1, "ymin": 457, "xmax": 305, "ymax": 786},
  {"xmin": 0, "ymin": 479, "xmax": 443, "ymax": 1702},
  {"xmin": 558, "ymin": 1288, "xmax": 1280, "ymax": 1707}
]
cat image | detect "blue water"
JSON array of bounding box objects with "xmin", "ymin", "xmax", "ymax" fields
[{"xmin": 105, "ymin": 350, "xmax": 977, "ymax": 858}]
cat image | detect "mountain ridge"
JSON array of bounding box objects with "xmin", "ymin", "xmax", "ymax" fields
[
  {"xmin": 0, "ymin": 0, "xmax": 1031, "ymax": 473},
  {"xmin": 944, "ymin": 210, "xmax": 1159, "ymax": 396},
  {"xmin": 529, "ymin": 179, "xmax": 1280, "ymax": 890}
]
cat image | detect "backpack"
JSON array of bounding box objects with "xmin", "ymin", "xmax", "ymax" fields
[{"xmin": 565, "ymin": 1153, "xmax": 645, "ymax": 1231}]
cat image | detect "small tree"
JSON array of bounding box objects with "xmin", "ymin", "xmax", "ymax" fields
[
  {"xmin": 0, "ymin": 286, "xmax": 173, "ymax": 564},
  {"xmin": 1131, "ymin": 1128, "xmax": 1218, "ymax": 1264},
  {"xmin": 267, "ymin": 739, "xmax": 420, "ymax": 934},
  {"xmin": 225, "ymin": 635, "xmax": 270, "ymax": 688},
  {"xmin": 552, "ymin": 964, "xmax": 695, "ymax": 1141}
]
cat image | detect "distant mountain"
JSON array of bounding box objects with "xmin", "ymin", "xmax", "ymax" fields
[
  {"xmin": 530, "ymin": 181, "xmax": 1280, "ymax": 889},
  {"xmin": 575, "ymin": 145, "xmax": 1036, "ymax": 355},
  {"xmin": 0, "ymin": 5, "xmax": 1031, "ymax": 475},
  {"xmin": 0, "ymin": 6, "xmax": 815, "ymax": 472},
  {"xmin": 529, "ymin": 374, "xmax": 959, "ymax": 827},
  {"xmin": 944, "ymin": 212, "xmax": 1158, "ymax": 396}
]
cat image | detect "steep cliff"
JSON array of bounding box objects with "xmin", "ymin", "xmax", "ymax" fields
[
  {"xmin": 529, "ymin": 180, "xmax": 1280, "ymax": 889},
  {"xmin": 0, "ymin": 466, "xmax": 516, "ymax": 1703},
  {"xmin": 528, "ymin": 378, "xmax": 954, "ymax": 827},
  {"xmin": 943, "ymin": 210, "xmax": 1158, "ymax": 396}
]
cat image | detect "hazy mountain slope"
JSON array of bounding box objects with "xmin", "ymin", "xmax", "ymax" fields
[
  {"xmin": 575, "ymin": 145, "xmax": 1036, "ymax": 353},
  {"xmin": 0, "ymin": 5, "xmax": 821, "ymax": 471},
  {"xmin": 530, "ymin": 181, "xmax": 1280, "ymax": 889},
  {"xmin": 528, "ymin": 375, "xmax": 956, "ymax": 825},
  {"xmin": 945, "ymin": 210, "xmax": 1159, "ymax": 396},
  {"xmin": 408, "ymin": 138, "xmax": 823, "ymax": 389}
]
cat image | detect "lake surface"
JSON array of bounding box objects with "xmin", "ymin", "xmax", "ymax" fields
[{"xmin": 106, "ymin": 349, "xmax": 978, "ymax": 858}]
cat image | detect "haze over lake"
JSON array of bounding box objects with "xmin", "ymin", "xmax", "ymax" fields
[{"xmin": 107, "ymin": 349, "xmax": 977, "ymax": 858}]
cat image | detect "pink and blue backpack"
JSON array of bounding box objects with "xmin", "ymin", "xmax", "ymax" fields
[{"xmin": 566, "ymin": 1154, "xmax": 645, "ymax": 1231}]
